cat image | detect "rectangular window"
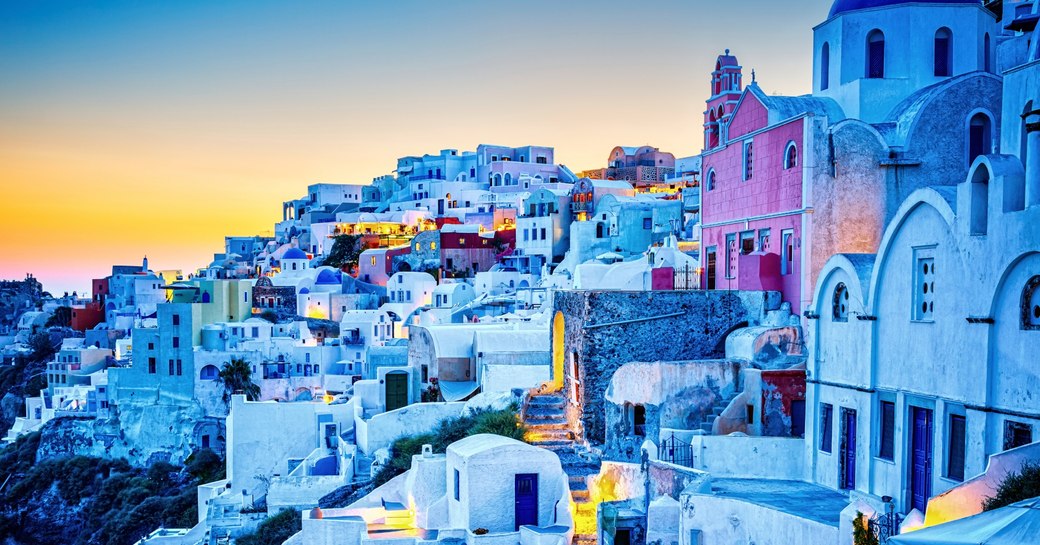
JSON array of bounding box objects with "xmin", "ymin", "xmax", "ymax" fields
[
  {"xmin": 172, "ymin": 314, "xmax": 180, "ymax": 326},
  {"xmin": 878, "ymin": 401, "xmax": 896, "ymax": 461},
  {"xmin": 523, "ymin": 229, "xmax": 529, "ymax": 241},
  {"xmin": 172, "ymin": 337, "xmax": 180, "ymax": 349},
  {"xmin": 148, "ymin": 357, "xmax": 156, "ymax": 374},
  {"xmin": 148, "ymin": 342, "xmax": 154, "ymax": 350},
  {"xmin": 643, "ymin": 218, "xmax": 652, "ymax": 230},
  {"xmin": 781, "ymin": 230, "xmax": 795, "ymax": 275},
  {"xmin": 453, "ymin": 468, "xmax": 460, "ymax": 500},
  {"xmin": 740, "ymin": 231, "xmax": 756, "ymax": 255},
  {"xmin": 540, "ymin": 228, "xmax": 547, "ymax": 240},
  {"xmin": 821, "ymin": 404, "xmax": 834, "ymax": 453},
  {"xmin": 252, "ymin": 327, "xmax": 259, "ymax": 337},
  {"xmin": 168, "ymin": 360, "xmax": 174, "ymax": 375},
  {"xmin": 176, "ymin": 359, "xmax": 182, "ymax": 376},
  {"xmin": 913, "ymin": 247, "xmax": 936, "ymax": 321},
  {"xmin": 947, "ymin": 414, "xmax": 967, "ymax": 481},
  {"xmin": 725, "ymin": 233, "xmax": 737, "ymax": 278},
  {"xmin": 305, "ymin": 353, "xmax": 311, "ymax": 363},
  {"xmin": 1004, "ymin": 420, "xmax": 1033, "ymax": 451}
]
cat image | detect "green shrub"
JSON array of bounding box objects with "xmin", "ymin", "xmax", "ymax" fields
[
  {"xmin": 983, "ymin": 462, "xmax": 1040, "ymax": 511},
  {"xmin": 372, "ymin": 408, "xmax": 525, "ymax": 488},
  {"xmin": 236, "ymin": 509, "xmax": 302, "ymax": 545}
]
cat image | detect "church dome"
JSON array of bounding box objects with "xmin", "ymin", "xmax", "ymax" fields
[
  {"xmin": 282, "ymin": 248, "xmax": 307, "ymax": 260},
  {"xmin": 315, "ymin": 269, "xmax": 341, "ymax": 285},
  {"xmin": 829, "ymin": 0, "xmax": 980, "ymax": 17}
]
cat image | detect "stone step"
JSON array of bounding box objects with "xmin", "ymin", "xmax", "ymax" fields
[
  {"xmin": 712, "ymin": 407, "xmax": 725, "ymax": 416},
  {"xmin": 526, "ymin": 407, "xmax": 566, "ymax": 419},
  {"xmin": 526, "ymin": 419, "xmax": 570, "ymax": 431},
  {"xmin": 700, "ymin": 421, "xmax": 713, "ymax": 433},
  {"xmin": 570, "ymin": 490, "xmax": 590, "ymax": 502},
  {"xmin": 529, "ymin": 428, "xmax": 572, "ymax": 439},
  {"xmin": 528, "ymin": 395, "xmax": 566, "ymax": 406}
]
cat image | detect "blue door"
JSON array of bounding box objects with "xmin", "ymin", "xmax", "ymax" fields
[
  {"xmin": 514, "ymin": 473, "xmax": 538, "ymax": 530},
  {"xmin": 840, "ymin": 408, "xmax": 857, "ymax": 490},
  {"xmin": 910, "ymin": 407, "xmax": 934, "ymax": 512}
]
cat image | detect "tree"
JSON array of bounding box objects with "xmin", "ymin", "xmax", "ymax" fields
[
  {"xmin": 28, "ymin": 332, "xmax": 58, "ymax": 362},
  {"xmin": 321, "ymin": 234, "xmax": 365, "ymax": 271},
  {"xmin": 46, "ymin": 307, "xmax": 72, "ymax": 328},
  {"xmin": 218, "ymin": 358, "xmax": 260, "ymax": 404}
]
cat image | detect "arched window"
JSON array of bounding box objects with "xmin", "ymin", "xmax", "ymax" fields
[
  {"xmin": 969, "ymin": 163, "xmax": 990, "ymax": 235},
  {"xmin": 832, "ymin": 282, "xmax": 850, "ymax": 322},
  {"xmin": 1023, "ymin": 101, "xmax": 1033, "ymax": 167},
  {"xmin": 493, "ymin": 173, "xmax": 502, "ymax": 186},
  {"xmin": 934, "ymin": 28, "xmax": 953, "ymax": 77},
  {"xmin": 968, "ymin": 112, "xmax": 992, "ymax": 166},
  {"xmin": 820, "ymin": 42, "xmax": 830, "ymax": 91},
  {"xmin": 1022, "ymin": 276, "xmax": 1040, "ymax": 330},
  {"xmin": 984, "ymin": 33, "xmax": 992, "ymax": 73},
  {"xmin": 867, "ymin": 30, "xmax": 885, "ymax": 79},
  {"xmin": 706, "ymin": 169, "xmax": 716, "ymax": 191},
  {"xmin": 200, "ymin": 365, "xmax": 219, "ymax": 381},
  {"xmin": 784, "ymin": 142, "xmax": 798, "ymax": 169}
]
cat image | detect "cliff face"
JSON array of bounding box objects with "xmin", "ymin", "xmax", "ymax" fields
[
  {"xmin": 35, "ymin": 403, "xmax": 225, "ymax": 467},
  {"xmin": 0, "ymin": 431, "xmax": 224, "ymax": 545}
]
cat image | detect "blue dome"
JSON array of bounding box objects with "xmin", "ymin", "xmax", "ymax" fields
[
  {"xmin": 315, "ymin": 269, "xmax": 340, "ymax": 285},
  {"xmin": 830, "ymin": 0, "xmax": 980, "ymax": 17},
  {"xmin": 282, "ymin": 248, "xmax": 307, "ymax": 260}
]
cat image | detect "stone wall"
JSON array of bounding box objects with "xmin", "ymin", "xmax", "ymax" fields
[{"xmin": 552, "ymin": 289, "xmax": 779, "ymax": 443}]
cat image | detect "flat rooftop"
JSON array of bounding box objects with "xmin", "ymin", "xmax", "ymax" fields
[{"xmin": 710, "ymin": 478, "xmax": 849, "ymax": 527}]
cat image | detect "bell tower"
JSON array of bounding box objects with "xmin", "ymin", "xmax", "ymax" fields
[{"xmin": 704, "ymin": 50, "xmax": 743, "ymax": 151}]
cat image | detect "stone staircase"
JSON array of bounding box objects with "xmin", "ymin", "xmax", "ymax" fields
[
  {"xmin": 523, "ymin": 393, "xmax": 600, "ymax": 545},
  {"xmin": 697, "ymin": 391, "xmax": 741, "ymax": 434}
]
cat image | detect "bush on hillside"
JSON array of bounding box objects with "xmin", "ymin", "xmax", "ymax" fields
[
  {"xmin": 236, "ymin": 509, "xmax": 302, "ymax": 545},
  {"xmin": 371, "ymin": 407, "xmax": 524, "ymax": 487},
  {"xmin": 983, "ymin": 462, "xmax": 1040, "ymax": 511}
]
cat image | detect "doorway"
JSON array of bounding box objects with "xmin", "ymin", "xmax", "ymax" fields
[
  {"xmin": 514, "ymin": 473, "xmax": 538, "ymax": 530},
  {"xmin": 385, "ymin": 372, "xmax": 408, "ymax": 412},
  {"xmin": 839, "ymin": 408, "xmax": 857, "ymax": 490},
  {"xmin": 706, "ymin": 248, "xmax": 717, "ymax": 290},
  {"xmin": 909, "ymin": 406, "xmax": 934, "ymax": 512}
]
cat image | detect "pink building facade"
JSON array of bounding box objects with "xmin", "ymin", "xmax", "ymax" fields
[{"xmin": 700, "ymin": 52, "xmax": 841, "ymax": 314}]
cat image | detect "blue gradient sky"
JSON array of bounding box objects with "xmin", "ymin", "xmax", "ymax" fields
[{"xmin": 0, "ymin": 0, "xmax": 832, "ymax": 293}]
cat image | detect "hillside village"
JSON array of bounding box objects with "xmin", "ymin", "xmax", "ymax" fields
[{"xmin": 2, "ymin": 1, "xmax": 1040, "ymax": 545}]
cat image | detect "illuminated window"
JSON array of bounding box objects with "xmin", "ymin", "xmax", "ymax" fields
[
  {"xmin": 370, "ymin": 256, "xmax": 376, "ymax": 266},
  {"xmin": 414, "ymin": 243, "xmax": 420, "ymax": 252},
  {"xmin": 430, "ymin": 242, "xmax": 437, "ymax": 250}
]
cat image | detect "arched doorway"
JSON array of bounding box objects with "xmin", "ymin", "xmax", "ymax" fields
[{"xmin": 552, "ymin": 312, "xmax": 565, "ymax": 391}]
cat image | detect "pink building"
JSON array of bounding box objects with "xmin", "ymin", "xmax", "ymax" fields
[
  {"xmin": 578, "ymin": 146, "xmax": 676, "ymax": 190},
  {"xmin": 700, "ymin": 51, "xmax": 844, "ymax": 314}
]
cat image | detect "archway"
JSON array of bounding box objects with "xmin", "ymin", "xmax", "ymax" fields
[{"xmin": 552, "ymin": 312, "xmax": 565, "ymax": 391}]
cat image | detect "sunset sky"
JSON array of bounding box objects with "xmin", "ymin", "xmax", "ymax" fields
[{"xmin": 0, "ymin": 0, "xmax": 831, "ymax": 294}]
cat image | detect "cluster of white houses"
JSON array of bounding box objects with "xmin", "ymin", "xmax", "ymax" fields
[{"xmin": 3, "ymin": 1, "xmax": 1039, "ymax": 545}]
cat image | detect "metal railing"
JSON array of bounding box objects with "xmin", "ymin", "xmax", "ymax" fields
[{"xmin": 659, "ymin": 433, "xmax": 693, "ymax": 468}]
